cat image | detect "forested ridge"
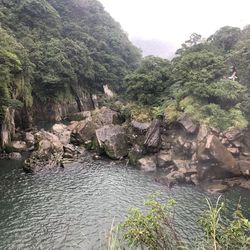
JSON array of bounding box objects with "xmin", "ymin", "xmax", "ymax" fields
[
  {"xmin": 0, "ymin": 0, "xmax": 141, "ymax": 126},
  {"xmin": 125, "ymin": 28, "xmax": 250, "ymax": 130}
]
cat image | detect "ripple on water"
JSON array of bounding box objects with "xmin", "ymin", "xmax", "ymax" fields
[{"xmin": 0, "ymin": 155, "xmax": 250, "ymax": 250}]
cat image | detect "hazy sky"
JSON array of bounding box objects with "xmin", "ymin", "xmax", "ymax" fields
[{"xmin": 99, "ymin": 0, "xmax": 250, "ymax": 49}]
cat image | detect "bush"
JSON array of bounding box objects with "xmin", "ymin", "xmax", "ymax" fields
[
  {"xmin": 199, "ymin": 196, "xmax": 250, "ymax": 250},
  {"xmin": 120, "ymin": 195, "xmax": 184, "ymax": 250}
]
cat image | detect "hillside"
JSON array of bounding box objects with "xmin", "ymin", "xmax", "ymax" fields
[{"xmin": 0, "ymin": 0, "xmax": 141, "ymax": 147}]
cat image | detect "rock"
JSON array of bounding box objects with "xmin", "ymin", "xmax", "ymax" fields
[
  {"xmin": 71, "ymin": 118, "xmax": 96, "ymax": 145},
  {"xmin": 224, "ymin": 128, "xmax": 243, "ymax": 142},
  {"xmin": 138, "ymin": 155, "xmax": 157, "ymax": 172},
  {"xmin": 190, "ymin": 174, "xmax": 199, "ymax": 185},
  {"xmin": 128, "ymin": 144, "xmax": 144, "ymax": 165},
  {"xmin": 157, "ymin": 151, "xmax": 173, "ymax": 168},
  {"xmin": 11, "ymin": 141, "xmax": 27, "ymax": 152},
  {"xmin": 67, "ymin": 121, "xmax": 80, "ymax": 131},
  {"xmin": 144, "ymin": 119, "xmax": 161, "ymax": 153},
  {"xmin": 67, "ymin": 111, "xmax": 91, "ymax": 121},
  {"xmin": 197, "ymin": 135, "xmax": 240, "ymax": 176},
  {"xmin": 103, "ymin": 84, "xmax": 115, "ymax": 98},
  {"xmin": 131, "ymin": 120, "xmax": 151, "ymax": 134},
  {"xmin": 158, "ymin": 171, "xmax": 185, "ymax": 187},
  {"xmin": 8, "ymin": 152, "xmax": 22, "ymax": 160},
  {"xmin": 202, "ymin": 182, "xmax": 229, "ymax": 193},
  {"xmin": 197, "ymin": 125, "xmax": 209, "ymax": 142},
  {"xmin": 227, "ymin": 147, "xmax": 239, "ymax": 156},
  {"xmin": 93, "ymin": 107, "xmax": 121, "ymax": 127},
  {"xmin": 95, "ymin": 125, "xmax": 129, "ymax": 160},
  {"xmin": 238, "ymin": 160, "xmax": 250, "ymax": 176},
  {"xmin": 52, "ymin": 123, "xmax": 68, "ymax": 134},
  {"xmin": 177, "ymin": 114, "xmax": 197, "ymax": 134},
  {"xmin": 24, "ymin": 132, "xmax": 35, "ymax": 147}
]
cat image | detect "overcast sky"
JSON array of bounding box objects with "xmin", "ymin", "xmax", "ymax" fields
[{"xmin": 99, "ymin": 0, "xmax": 250, "ymax": 51}]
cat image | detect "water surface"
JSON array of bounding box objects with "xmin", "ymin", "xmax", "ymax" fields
[{"xmin": 0, "ymin": 155, "xmax": 249, "ymax": 250}]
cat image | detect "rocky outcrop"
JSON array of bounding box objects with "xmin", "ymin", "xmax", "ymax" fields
[
  {"xmin": 177, "ymin": 114, "xmax": 197, "ymax": 134},
  {"xmin": 92, "ymin": 107, "xmax": 122, "ymax": 127},
  {"xmin": 23, "ymin": 128, "xmax": 81, "ymax": 172},
  {"xmin": 197, "ymin": 135, "xmax": 240, "ymax": 176},
  {"xmin": 95, "ymin": 125, "xmax": 129, "ymax": 160},
  {"xmin": 144, "ymin": 119, "xmax": 161, "ymax": 153},
  {"xmin": 137, "ymin": 155, "xmax": 157, "ymax": 172}
]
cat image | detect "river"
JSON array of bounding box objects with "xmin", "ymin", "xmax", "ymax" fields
[{"xmin": 0, "ymin": 154, "xmax": 250, "ymax": 250}]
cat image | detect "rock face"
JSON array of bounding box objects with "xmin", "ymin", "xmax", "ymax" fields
[
  {"xmin": 11, "ymin": 141, "xmax": 27, "ymax": 152},
  {"xmin": 70, "ymin": 118, "xmax": 96, "ymax": 146},
  {"xmin": 144, "ymin": 119, "xmax": 161, "ymax": 152},
  {"xmin": 131, "ymin": 120, "xmax": 151, "ymax": 134},
  {"xmin": 157, "ymin": 150, "xmax": 173, "ymax": 168},
  {"xmin": 95, "ymin": 125, "xmax": 129, "ymax": 160},
  {"xmin": 137, "ymin": 155, "xmax": 157, "ymax": 172},
  {"xmin": 23, "ymin": 128, "xmax": 80, "ymax": 172},
  {"xmin": 239, "ymin": 160, "xmax": 250, "ymax": 176},
  {"xmin": 198, "ymin": 135, "xmax": 240, "ymax": 177},
  {"xmin": 177, "ymin": 114, "xmax": 197, "ymax": 134},
  {"xmin": 93, "ymin": 107, "xmax": 121, "ymax": 127}
]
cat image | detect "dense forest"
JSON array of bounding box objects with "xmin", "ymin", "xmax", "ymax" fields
[
  {"xmin": 0, "ymin": 0, "xmax": 250, "ymax": 149},
  {"xmin": 0, "ymin": 0, "xmax": 141, "ymax": 130},
  {"xmin": 125, "ymin": 28, "xmax": 250, "ymax": 130}
]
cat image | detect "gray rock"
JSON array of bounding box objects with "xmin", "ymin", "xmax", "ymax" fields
[
  {"xmin": 95, "ymin": 125, "xmax": 129, "ymax": 160},
  {"xmin": 93, "ymin": 107, "xmax": 121, "ymax": 127},
  {"xmin": 128, "ymin": 144, "xmax": 144, "ymax": 165},
  {"xmin": 197, "ymin": 125, "xmax": 209, "ymax": 142},
  {"xmin": 131, "ymin": 120, "xmax": 151, "ymax": 134},
  {"xmin": 238, "ymin": 160, "xmax": 250, "ymax": 176},
  {"xmin": 144, "ymin": 119, "xmax": 161, "ymax": 152},
  {"xmin": 138, "ymin": 155, "xmax": 157, "ymax": 172},
  {"xmin": 11, "ymin": 141, "xmax": 27, "ymax": 152},
  {"xmin": 157, "ymin": 150, "xmax": 173, "ymax": 168},
  {"xmin": 197, "ymin": 135, "xmax": 240, "ymax": 176},
  {"xmin": 177, "ymin": 114, "xmax": 197, "ymax": 134},
  {"xmin": 8, "ymin": 152, "xmax": 22, "ymax": 160}
]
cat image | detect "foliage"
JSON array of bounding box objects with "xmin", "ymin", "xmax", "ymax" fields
[
  {"xmin": 199, "ymin": 196, "xmax": 250, "ymax": 250},
  {"xmin": 106, "ymin": 196, "xmax": 250, "ymax": 250},
  {"xmin": 125, "ymin": 56, "xmax": 172, "ymax": 105},
  {"xmin": 0, "ymin": 0, "xmax": 141, "ymax": 103},
  {"xmin": 120, "ymin": 195, "xmax": 183, "ymax": 250}
]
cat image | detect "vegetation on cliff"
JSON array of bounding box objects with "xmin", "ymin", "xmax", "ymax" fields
[
  {"xmin": 125, "ymin": 28, "xmax": 250, "ymax": 130},
  {"xmin": 0, "ymin": 0, "xmax": 141, "ymax": 119}
]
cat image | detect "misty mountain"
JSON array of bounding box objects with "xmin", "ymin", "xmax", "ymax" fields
[{"xmin": 131, "ymin": 38, "xmax": 177, "ymax": 59}]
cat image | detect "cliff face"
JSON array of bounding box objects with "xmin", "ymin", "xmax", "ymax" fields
[
  {"xmin": 0, "ymin": 109, "xmax": 15, "ymax": 149},
  {"xmin": 0, "ymin": 0, "xmax": 141, "ymax": 149}
]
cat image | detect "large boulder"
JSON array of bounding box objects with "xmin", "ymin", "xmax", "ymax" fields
[
  {"xmin": 157, "ymin": 150, "xmax": 173, "ymax": 168},
  {"xmin": 70, "ymin": 118, "xmax": 96, "ymax": 146},
  {"xmin": 52, "ymin": 123, "xmax": 71, "ymax": 145},
  {"xmin": 177, "ymin": 114, "xmax": 198, "ymax": 134},
  {"xmin": 95, "ymin": 125, "xmax": 129, "ymax": 160},
  {"xmin": 137, "ymin": 155, "xmax": 157, "ymax": 172},
  {"xmin": 197, "ymin": 135, "xmax": 241, "ymax": 177},
  {"xmin": 131, "ymin": 120, "xmax": 151, "ymax": 134},
  {"xmin": 93, "ymin": 107, "xmax": 121, "ymax": 127},
  {"xmin": 144, "ymin": 119, "xmax": 161, "ymax": 153},
  {"xmin": 128, "ymin": 144, "xmax": 144, "ymax": 165},
  {"xmin": 11, "ymin": 141, "xmax": 27, "ymax": 152},
  {"xmin": 238, "ymin": 160, "xmax": 250, "ymax": 176}
]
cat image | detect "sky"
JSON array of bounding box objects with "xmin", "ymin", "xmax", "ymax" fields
[{"xmin": 99, "ymin": 0, "xmax": 250, "ymax": 53}]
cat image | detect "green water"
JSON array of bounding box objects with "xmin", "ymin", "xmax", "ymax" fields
[{"xmin": 0, "ymin": 155, "xmax": 250, "ymax": 250}]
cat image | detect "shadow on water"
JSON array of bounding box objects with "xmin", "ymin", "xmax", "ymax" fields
[{"xmin": 0, "ymin": 155, "xmax": 250, "ymax": 250}]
